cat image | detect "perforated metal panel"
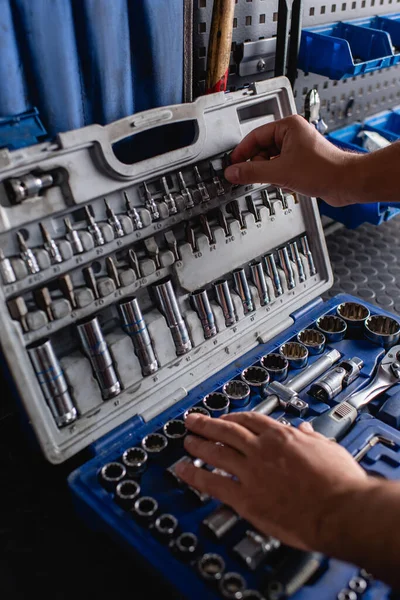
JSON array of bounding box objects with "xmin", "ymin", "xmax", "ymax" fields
[{"xmin": 193, "ymin": 0, "xmax": 400, "ymax": 129}]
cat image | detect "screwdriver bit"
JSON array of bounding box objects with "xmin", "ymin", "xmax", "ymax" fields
[
  {"xmin": 106, "ymin": 256, "xmax": 121, "ymax": 288},
  {"xmin": 217, "ymin": 209, "xmax": 230, "ymax": 237},
  {"xmin": 209, "ymin": 162, "xmax": 225, "ymax": 196},
  {"xmin": 143, "ymin": 182, "xmax": 160, "ymax": 221},
  {"xmin": 193, "ymin": 166, "xmax": 210, "ymax": 203},
  {"xmin": 104, "ymin": 199, "xmax": 124, "ymax": 238},
  {"xmin": 199, "ymin": 214, "xmax": 215, "ymax": 244},
  {"xmin": 124, "ymin": 192, "xmax": 143, "ymax": 230},
  {"xmin": 245, "ymin": 195, "xmax": 260, "ymax": 222},
  {"xmin": 16, "ymin": 231, "xmax": 40, "ymax": 274},
  {"xmin": 276, "ymin": 188, "xmax": 288, "ymax": 210},
  {"xmin": 161, "ymin": 177, "xmax": 177, "ymax": 215},
  {"xmin": 260, "ymin": 189, "xmax": 275, "ymax": 216},
  {"xmin": 8, "ymin": 296, "xmax": 29, "ymax": 332},
  {"xmin": 40, "ymin": 223, "xmax": 62, "ymax": 264},
  {"xmin": 34, "ymin": 287, "xmax": 54, "ymax": 321},
  {"xmin": 64, "ymin": 217, "xmax": 84, "ymax": 254},
  {"xmin": 164, "ymin": 230, "xmax": 180, "ymax": 262},
  {"xmin": 128, "ymin": 249, "xmax": 142, "ymax": 279},
  {"xmin": 144, "ymin": 237, "xmax": 161, "ymax": 269},
  {"xmin": 83, "ymin": 266, "xmax": 99, "ymax": 299},
  {"xmin": 185, "ymin": 222, "xmax": 198, "ymax": 252},
  {"xmin": 229, "ymin": 200, "xmax": 245, "ymax": 228},
  {"xmin": 84, "ymin": 205, "xmax": 105, "ymax": 246},
  {"xmin": 59, "ymin": 274, "xmax": 77, "ymax": 308},
  {"xmin": 177, "ymin": 171, "xmax": 195, "ymax": 209},
  {"xmin": 0, "ymin": 248, "xmax": 16, "ymax": 284}
]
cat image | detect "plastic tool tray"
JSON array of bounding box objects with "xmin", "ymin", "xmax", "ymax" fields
[{"xmin": 0, "ymin": 78, "xmax": 399, "ymax": 599}]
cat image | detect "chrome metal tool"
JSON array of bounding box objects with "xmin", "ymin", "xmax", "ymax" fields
[
  {"xmin": 143, "ymin": 181, "xmax": 160, "ymax": 220},
  {"xmin": 250, "ymin": 261, "xmax": 270, "ymax": 306},
  {"xmin": 177, "ymin": 171, "xmax": 195, "ymax": 209},
  {"xmin": 161, "ymin": 176, "xmax": 177, "ymax": 214},
  {"xmin": 124, "ymin": 191, "xmax": 143, "ymax": 229},
  {"xmin": 194, "ymin": 166, "xmax": 210, "ymax": 202},
  {"xmin": 84, "ymin": 205, "xmax": 104, "ymax": 246},
  {"xmin": 191, "ymin": 288, "xmax": 217, "ymax": 339},
  {"xmin": 64, "ymin": 217, "xmax": 84, "ymax": 254},
  {"xmin": 0, "ymin": 248, "xmax": 16, "ymax": 284},
  {"xmin": 300, "ymin": 235, "xmax": 316, "ymax": 276},
  {"xmin": 118, "ymin": 296, "xmax": 158, "ymax": 376},
  {"xmin": 214, "ymin": 279, "xmax": 238, "ymax": 327},
  {"xmin": 5, "ymin": 171, "xmax": 54, "ymax": 204},
  {"xmin": 264, "ymin": 253, "xmax": 283, "ymax": 297},
  {"xmin": 309, "ymin": 357, "xmax": 364, "ymax": 403},
  {"xmin": 40, "ymin": 222, "xmax": 62, "ymax": 264},
  {"xmin": 17, "ymin": 231, "xmax": 40, "ymax": 274},
  {"xmin": 153, "ymin": 279, "xmax": 192, "ymax": 355},
  {"xmin": 233, "ymin": 268, "xmax": 254, "ymax": 313},
  {"xmin": 209, "ymin": 162, "xmax": 225, "ymax": 196},
  {"xmin": 104, "ymin": 199, "xmax": 124, "ymax": 238}
]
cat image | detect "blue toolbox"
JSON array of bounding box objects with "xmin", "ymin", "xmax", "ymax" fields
[{"xmin": 1, "ymin": 78, "xmax": 400, "ymax": 599}]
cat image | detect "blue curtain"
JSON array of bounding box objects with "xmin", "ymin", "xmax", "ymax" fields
[{"xmin": 0, "ymin": 0, "xmax": 184, "ymax": 136}]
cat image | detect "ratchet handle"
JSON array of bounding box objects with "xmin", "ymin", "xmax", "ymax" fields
[{"xmin": 311, "ymin": 401, "xmax": 358, "ymax": 441}]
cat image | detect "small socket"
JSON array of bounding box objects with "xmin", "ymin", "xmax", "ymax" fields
[
  {"xmin": 203, "ymin": 392, "xmax": 230, "ymax": 417},
  {"xmin": 133, "ymin": 496, "xmax": 158, "ymax": 522},
  {"xmin": 175, "ymin": 532, "xmax": 198, "ymax": 559},
  {"xmin": 121, "ymin": 447, "xmax": 148, "ymax": 476},
  {"xmin": 317, "ymin": 314, "xmax": 347, "ymax": 342},
  {"xmin": 163, "ymin": 419, "xmax": 187, "ymax": 441},
  {"xmin": 154, "ymin": 513, "xmax": 178, "ymax": 541},
  {"xmin": 297, "ymin": 329, "xmax": 326, "ymax": 355},
  {"xmin": 348, "ymin": 577, "xmax": 368, "ymax": 594},
  {"xmin": 114, "ymin": 479, "xmax": 141, "ymax": 509},
  {"xmin": 279, "ymin": 342, "xmax": 308, "ymax": 369},
  {"xmin": 365, "ymin": 314, "xmax": 400, "ymax": 347},
  {"xmin": 219, "ymin": 572, "xmax": 247, "ymax": 599},
  {"xmin": 223, "ymin": 379, "xmax": 251, "ymax": 408},
  {"xmin": 241, "ymin": 366, "xmax": 269, "ymax": 398},
  {"xmin": 198, "ymin": 553, "xmax": 226, "ymax": 582},
  {"xmin": 337, "ymin": 590, "xmax": 357, "ymax": 600},
  {"xmin": 183, "ymin": 406, "xmax": 210, "ymax": 419},
  {"xmin": 99, "ymin": 462, "xmax": 126, "ymax": 491},
  {"xmin": 337, "ymin": 301, "xmax": 370, "ymax": 326},
  {"xmin": 260, "ymin": 353, "xmax": 289, "ymax": 381},
  {"xmin": 141, "ymin": 432, "xmax": 168, "ymax": 455}
]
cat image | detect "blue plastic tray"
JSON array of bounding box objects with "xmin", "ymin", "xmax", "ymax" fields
[
  {"xmin": 0, "ymin": 107, "xmax": 47, "ymax": 150},
  {"xmin": 69, "ymin": 293, "xmax": 399, "ymax": 600},
  {"xmin": 365, "ymin": 107, "xmax": 400, "ymax": 140}
]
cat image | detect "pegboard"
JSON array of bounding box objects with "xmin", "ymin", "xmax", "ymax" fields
[{"xmin": 192, "ymin": 0, "xmax": 400, "ymax": 129}]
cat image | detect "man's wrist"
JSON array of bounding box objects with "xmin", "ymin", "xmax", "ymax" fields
[{"xmin": 321, "ymin": 151, "xmax": 364, "ymax": 207}]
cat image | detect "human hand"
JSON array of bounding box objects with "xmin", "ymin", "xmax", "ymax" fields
[
  {"xmin": 224, "ymin": 115, "xmax": 359, "ymax": 207},
  {"xmin": 175, "ymin": 412, "xmax": 369, "ymax": 552}
]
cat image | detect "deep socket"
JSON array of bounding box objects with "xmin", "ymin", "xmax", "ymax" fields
[
  {"xmin": 121, "ymin": 447, "xmax": 148, "ymax": 476},
  {"xmin": 76, "ymin": 316, "xmax": 121, "ymax": 400},
  {"xmin": 153, "ymin": 279, "xmax": 192, "ymax": 355},
  {"xmin": 337, "ymin": 302, "xmax": 370, "ymax": 327},
  {"xmin": 223, "ymin": 379, "xmax": 251, "ymax": 408},
  {"xmin": 191, "ymin": 289, "xmax": 217, "ymax": 339},
  {"xmin": 114, "ymin": 479, "xmax": 141, "ymax": 509},
  {"xmin": 317, "ymin": 314, "xmax": 347, "ymax": 342},
  {"xmin": 297, "ymin": 329, "xmax": 325, "ymax": 355},
  {"xmin": 241, "ymin": 366, "xmax": 270, "ymax": 398},
  {"xmin": 202, "ymin": 505, "xmax": 240, "ymax": 540},
  {"xmin": 154, "ymin": 513, "xmax": 178, "ymax": 541},
  {"xmin": 0, "ymin": 248, "xmax": 16, "ymax": 284},
  {"xmin": 233, "ymin": 268, "xmax": 254, "ymax": 313},
  {"xmin": 219, "ymin": 572, "xmax": 246, "ymax": 599},
  {"xmin": 203, "ymin": 392, "xmax": 230, "ymax": 416},
  {"xmin": 214, "ymin": 279, "xmax": 238, "ymax": 327},
  {"xmin": 250, "ymin": 261, "xmax": 270, "ymax": 306},
  {"xmin": 300, "ymin": 235, "xmax": 317, "ymax": 276},
  {"xmin": 289, "ymin": 241, "xmax": 306, "ymax": 282},
  {"xmin": 279, "ymin": 342, "xmax": 309, "ymax": 369},
  {"xmin": 364, "ymin": 314, "xmax": 400, "ymax": 347},
  {"xmin": 263, "ymin": 253, "xmax": 283, "ymax": 296},
  {"xmin": 141, "ymin": 432, "xmax": 168, "ymax": 456},
  {"xmin": 99, "ymin": 462, "xmax": 126, "ymax": 491},
  {"xmin": 198, "ymin": 553, "xmax": 226, "ymax": 582},
  {"xmin": 260, "ymin": 353, "xmax": 289, "ymax": 382},
  {"xmin": 184, "ymin": 406, "xmax": 211, "ymax": 419},
  {"xmin": 163, "ymin": 419, "xmax": 187, "ymax": 442},
  {"xmin": 28, "ymin": 338, "xmax": 77, "ymax": 427},
  {"xmin": 277, "ymin": 246, "xmax": 295, "ymax": 290},
  {"xmin": 118, "ymin": 297, "xmax": 159, "ymax": 376},
  {"xmin": 175, "ymin": 532, "xmax": 198, "ymax": 559},
  {"xmin": 133, "ymin": 496, "xmax": 158, "ymax": 522}
]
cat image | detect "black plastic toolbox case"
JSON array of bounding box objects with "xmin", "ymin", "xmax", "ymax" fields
[{"xmin": 0, "ymin": 77, "xmax": 398, "ymax": 599}]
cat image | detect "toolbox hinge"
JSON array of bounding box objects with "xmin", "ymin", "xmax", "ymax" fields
[
  {"xmin": 290, "ymin": 297, "xmax": 325, "ymax": 323},
  {"xmin": 88, "ymin": 414, "xmax": 145, "ymax": 458}
]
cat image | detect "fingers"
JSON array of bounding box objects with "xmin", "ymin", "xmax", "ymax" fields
[
  {"xmin": 185, "ymin": 414, "xmax": 257, "ymax": 454},
  {"xmin": 230, "ymin": 122, "xmax": 281, "ymax": 164},
  {"xmin": 175, "ymin": 460, "xmax": 240, "ymax": 503},
  {"xmin": 184, "ymin": 435, "xmax": 247, "ymax": 476},
  {"xmin": 224, "ymin": 156, "xmax": 286, "ymax": 186},
  {"xmin": 221, "ymin": 411, "xmax": 273, "ymax": 435}
]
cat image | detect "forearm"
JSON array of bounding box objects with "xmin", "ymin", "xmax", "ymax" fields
[{"xmin": 321, "ymin": 478, "xmax": 400, "ymax": 588}]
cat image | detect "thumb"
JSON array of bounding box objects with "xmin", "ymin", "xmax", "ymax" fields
[{"xmin": 224, "ymin": 157, "xmax": 286, "ymax": 186}]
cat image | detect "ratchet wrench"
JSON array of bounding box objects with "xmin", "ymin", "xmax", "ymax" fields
[{"xmin": 312, "ymin": 346, "xmax": 400, "ymax": 441}]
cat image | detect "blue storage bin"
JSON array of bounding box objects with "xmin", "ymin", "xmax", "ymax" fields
[
  {"xmin": 364, "ymin": 107, "xmax": 400, "ymax": 140},
  {"xmin": 320, "ymin": 199, "xmax": 400, "ymax": 228},
  {"xmin": 298, "ymin": 20, "xmax": 396, "ymax": 79},
  {"xmin": 345, "ymin": 14, "xmax": 400, "ymax": 65},
  {"xmin": 326, "ymin": 123, "xmax": 368, "ymax": 152},
  {"xmin": 0, "ymin": 107, "xmax": 47, "ymax": 150}
]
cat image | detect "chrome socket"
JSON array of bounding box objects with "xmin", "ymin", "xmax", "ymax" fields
[
  {"xmin": 260, "ymin": 353, "xmax": 289, "ymax": 382},
  {"xmin": 203, "ymin": 392, "xmax": 230, "ymax": 417},
  {"xmin": 99, "ymin": 462, "xmax": 126, "ymax": 491},
  {"xmin": 263, "ymin": 253, "xmax": 283, "ymax": 297},
  {"xmin": 214, "ymin": 279, "xmax": 238, "ymax": 327},
  {"xmin": 365, "ymin": 314, "xmax": 400, "ymax": 347},
  {"xmin": 219, "ymin": 572, "xmax": 247, "ymax": 599},
  {"xmin": 154, "ymin": 513, "xmax": 178, "ymax": 541},
  {"xmin": 141, "ymin": 432, "xmax": 168, "ymax": 456},
  {"xmin": 175, "ymin": 532, "xmax": 198, "ymax": 560},
  {"xmin": 337, "ymin": 590, "xmax": 357, "ymax": 600},
  {"xmin": 115, "ymin": 479, "xmax": 141, "ymax": 509},
  {"xmin": 279, "ymin": 342, "xmax": 309, "ymax": 369},
  {"xmin": 348, "ymin": 577, "xmax": 368, "ymax": 594},
  {"xmin": 202, "ymin": 505, "xmax": 239, "ymax": 540},
  {"xmin": 300, "ymin": 235, "xmax": 317, "ymax": 276},
  {"xmin": 233, "ymin": 268, "xmax": 254, "ymax": 314},
  {"xmin": 191, "ymin": 289, "xmax": 217, "ymax": 339},
  {"xmin": 133, "ymin": 496, "xmax": 158, "ymax": 522},
  {"xmin": 184, "ymin": 406, "xmax": 210, "ymax": 419},
  {"xmin": 277, "ymin": 246, "xmax": 295, "ymax": 290},
  {"xmin": 153, "ymin": 279, "xmax": 192, "ymax": 355},
  {"xmin": 234, "ymin": 530, "xmax": 280, "ymax": 571},
  {"xmin": 198, "ymin": 553, "xmax": 226, "ymax": 582},
  {"xmin": 118, "ymin": 297, "xmax": 158, "ymax": 376},
  {"xmin": 337, "ymin": 302, "xmax": 370, "ymax": 327},
  {"xmin": 121, "ymin": 447, "xmax": 148, "ymax": 476},
  {"xmin": 317, "ymin": 314, "xmax": 347, "ymax": 342},
  {"xmin": 297, "ymin": 329, "xmax": 326, "ymax": 355},
  {"xmin": 289, "ymin": 241, "xmax": 306, "ymax": 283},
  {"xmin": 223, "ymin": 379, "xmax": 251, "ymax": 408},
  {"xmin": 163, "ymin": 419, "xmax": 187, "ymax": 442},
  {"xmin": 241, "ymin": 366, "xmax": 270, "ymax": 398},
  {"xmin": 250, "ymin": 261, "xmax": 270, "ymax": 306}
]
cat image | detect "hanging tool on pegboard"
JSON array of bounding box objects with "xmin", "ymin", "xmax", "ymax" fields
[{"xmin": 205, "ymin": 0, "xmax": 235, "ymax": 94}]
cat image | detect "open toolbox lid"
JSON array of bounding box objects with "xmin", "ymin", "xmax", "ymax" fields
[{"xmin": 0, "ymin": 77, "xmax": 333, "ymax": 464}]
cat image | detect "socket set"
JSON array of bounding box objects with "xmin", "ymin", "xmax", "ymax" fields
[{"xmin": 2, "ymin": 79, "xmax": 400, "ymax": 599}]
